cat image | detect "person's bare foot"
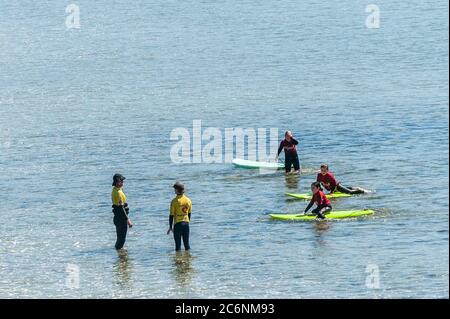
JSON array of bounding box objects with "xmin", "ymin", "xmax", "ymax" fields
[{"xmin": 356, "ymin": 187, "xmax": 369, "ymax": 193}]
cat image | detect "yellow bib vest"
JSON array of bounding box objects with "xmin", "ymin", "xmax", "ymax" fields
[{"xmin": 170, "ymin": 195, "xmax": 192, "ymax": 224}]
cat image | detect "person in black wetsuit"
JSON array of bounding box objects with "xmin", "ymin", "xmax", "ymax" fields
[
  {"xmin": 111, "ymin": 174, "xmax": 133, "ymax": 250},
  {"xmin": 275, "ymin": 131, "xmax": 300, "ymax": 174},
  {"xmin": 167, "ymin": 182, "xmax": 192, "ymax": 251}
]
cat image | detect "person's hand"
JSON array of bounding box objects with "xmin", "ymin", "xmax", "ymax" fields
[
  {"xmin": 127, "ymin": 219, "xmax": 133, "ymax": 228},
  {"xmin": 167, "ymin": 228, "xmax": 172, "ymax": 235},
  {"xmin": 275, "ymin": 155, "xmax": 279, "ymax": 161}
]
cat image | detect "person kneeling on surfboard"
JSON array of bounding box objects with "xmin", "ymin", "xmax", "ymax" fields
[
  {"xmin": 111, "ymin": 173, "xmax": 133, "ymax": 250},
  {"xmin": 304, "ymin": 182, "xmax": 332, "ymax": 219},
  {"xmin": 317, "ymin": 164, "xmax": 366, "ymax": 195},
  {"xmin": 275, "ymin": 131, "xmax": 300, "ymax": 174},
  {"xmin": 167, "ymin": 182, "xmax": 192, "ymax": 251}
]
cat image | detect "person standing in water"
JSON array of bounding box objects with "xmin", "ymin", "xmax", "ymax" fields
[
  {"xmin": 111, "ymin": 174, "xmax": 133, "ymax": 250},
  {"xmin": 275, "ymin": 131, "xmax": 300, "ymax": 174},
  {"xmin": 167, "ymin": 182, "xmax": 192, "ymax": 251},
  {"xmin": 317, "ymin": 164, "xmax": 366, "ymax": 195},
  {"xmin": 304, "ymin": 182, "xmax": 332, "ymax": 219}
]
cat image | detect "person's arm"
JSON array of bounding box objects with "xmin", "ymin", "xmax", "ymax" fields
[
  {"xmin": 167, "ymin": 215, "xmax": 174, "ymax": 234},
  {"xmin": 291, "ymin": 137, "xmax": 299, "ymax": 145},
  {"xmin": 121, "ymin": 200, "xmax": 133, "ymax": 227},
  {"xmin": 328, "ymin": 174, "xmax": 338, "ymax": 193},
  {"xmin": 125, "ymin": 206, "xmax": 133, "ymax": 227},
  {"xmin": 304, "ymin": 199, "xmax": 314, "ymax": 213},
  {"xmin": 276, "ymin": 141, "xmax": 284, "ymax": 159},
  {"xmin": 188, "ymin": 200, "xmax": 192, "ymax": 221},
  {"xmin": 167, "ymin": 201, "xmax": 175, "ymax": 234}
]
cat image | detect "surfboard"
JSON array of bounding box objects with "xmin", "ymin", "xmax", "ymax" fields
[
  {"xmin": 232, "ymin": 158, "xmax": 285, "ymax": 170},
  {"xmin": 269, "ymin": 209, "xmax": 374, "ymax": 220}
]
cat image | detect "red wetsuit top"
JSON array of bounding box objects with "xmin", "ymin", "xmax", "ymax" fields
[
  {"xmin": 317, "ymin": 172, "xmax": 339, "ymax": 192},
  {"xmin": 277, "ymin": 138, "xmax": 299, "ymax": 156},
  {"xmin": 305, "ymin": 190, "xmax": 331, "ymax": 213},
  {"xmin": 313, "ymin": 190, "xmax": 331, "ymax": 206}
]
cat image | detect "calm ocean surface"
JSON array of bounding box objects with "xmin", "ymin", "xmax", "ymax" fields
[{"xmin": 0, "ymin": 1, "xmax": 448, "ymax": 298}]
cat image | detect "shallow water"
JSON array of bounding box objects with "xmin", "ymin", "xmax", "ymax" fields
[{"xmin": 0, "ymin": 1, "xmax": 448, "ymax": 298}]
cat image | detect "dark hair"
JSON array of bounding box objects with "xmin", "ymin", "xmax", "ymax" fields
[
  {"xmin": 173, "ymin": 181, "xmax": 185, "ymax": 194},
  {"xmin": 320, "ymin": 164, "xmax": 329, "ymax": 170},
  {"xmin": 311, "ymin": 181, "xmax": 323, "ymax": 190}
]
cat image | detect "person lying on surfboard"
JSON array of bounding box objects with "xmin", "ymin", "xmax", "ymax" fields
[
  {"xmin": 275, "ymin": 131, "xmax": 300, "ymax": 174},
  {"xmin": 317, "ymin": 164, "xmax": 367, "ymax": 195},
  {"xmin": 304, "ymin": 182, "xmax": 332, "ymax": 219}
]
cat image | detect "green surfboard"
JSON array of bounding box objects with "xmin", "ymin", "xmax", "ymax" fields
[{"xmin": 269, "ymin": 209, "xmax": 374, "ymax": 221}]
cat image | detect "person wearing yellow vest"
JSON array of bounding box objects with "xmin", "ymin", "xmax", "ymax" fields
[
  {"xmin": 111, "ymin": 173, "xmax": 133, "ymax": 250},
  {"xmin": 167, "ymin": 182, "xmax": 192, "ymax": 251}
]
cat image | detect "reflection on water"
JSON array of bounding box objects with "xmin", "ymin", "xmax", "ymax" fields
[
  {"xmin": 313, "ymin": 220, "xmax": 332, "ymax": 246},
  {"xmin": 113, "ymin": 249, "xmax": 133, "ymax": 289},
  {"xmin": 284, "ymin": 174, "xmax": 300, "ymax": 189},
  {"xmin": 172, "ymin": 251, "xmax": 195, "ymax": 288}
]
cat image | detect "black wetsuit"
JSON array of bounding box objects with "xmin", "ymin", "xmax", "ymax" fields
[
  {"xmin": 278, "ymin": 138, "xmax": 300, "ymax": 173},
  {"xmin": 112, "ymin": 205, "xmax": 129, "ymax": 250},
  {"xmin": 169, "ymin": 213, "xmax": 191, "ymax": 251}
]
